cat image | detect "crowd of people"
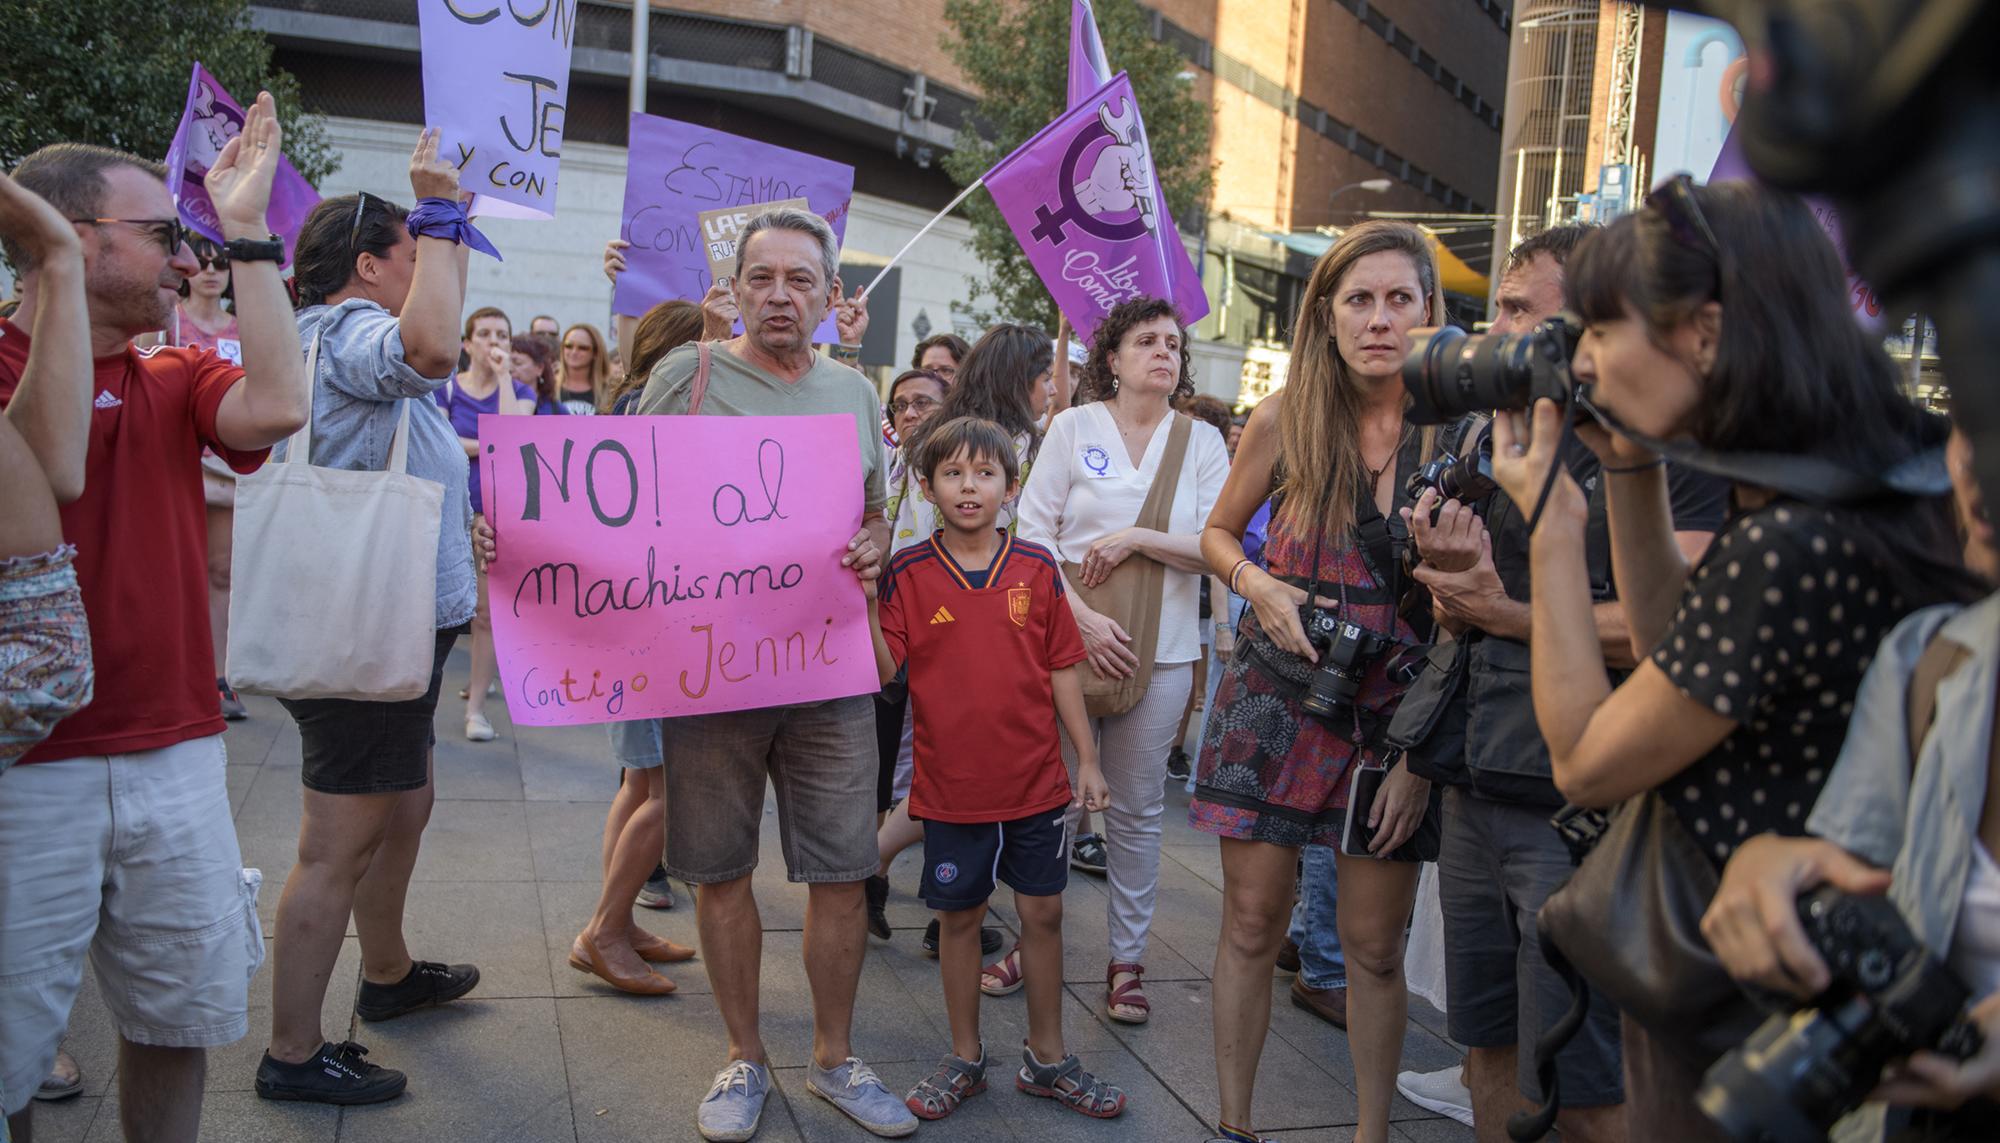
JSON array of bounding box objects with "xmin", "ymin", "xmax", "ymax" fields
[{"xmin": 2, "ymin": 90, "xmax": 1999, "ymax": 1143}]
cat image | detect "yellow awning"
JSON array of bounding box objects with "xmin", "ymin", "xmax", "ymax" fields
[{"xmin": 1428, "ymin": 232, "xmax": 1487, "ymax": 297}]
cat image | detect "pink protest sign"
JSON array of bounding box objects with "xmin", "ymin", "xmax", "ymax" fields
[{"xmin": 479, "ymin": 414, "xmax": 878, "ymax": 725}]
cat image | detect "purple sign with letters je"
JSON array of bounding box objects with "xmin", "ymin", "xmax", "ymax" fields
[
  {"xmin": 612, "ymin": 113, "xmax": 855, "ymax": 341},
  {"xmin": 983, "ymin": 72, "xmax": 1208, "ymax": 340},
  {"xmin": 417, "ymin": 0, "xmax": 576, "ymax": 219},
  {"xmin": 163, "ymin": 64, "xmax": 319, "ymax": 265}
]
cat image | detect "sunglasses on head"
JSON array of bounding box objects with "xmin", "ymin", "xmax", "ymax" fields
[
  {"xmin": 71, "ymin": 217, "xmax": 188, "ymax": 257},
  {"xmin": 1645, "ymin": 174, "xmax": 1725, "ymax": 294},
  {"xmin": 348, "ymin": 191, "xmax": 373, "ymax": 265}
]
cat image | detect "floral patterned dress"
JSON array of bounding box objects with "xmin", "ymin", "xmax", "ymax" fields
[{"xmin": 1190, "ymin": 460, "xmax": 1422, "ymax": 849}]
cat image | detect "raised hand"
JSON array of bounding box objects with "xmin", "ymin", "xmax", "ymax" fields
[
  {"xmin": 603, "ymin": 238, "xmax": 629, "ymax": 285},
  {"xmin": 204, "ymin": 91, "xmax": 283, "ymax": 239},
  {"xmin": 409, "ymin": 127, "xmax": 464, "ymax": 203},
  {"xmin": 0, "ymin": 173, "xmax": 82, "ymax": 268}
]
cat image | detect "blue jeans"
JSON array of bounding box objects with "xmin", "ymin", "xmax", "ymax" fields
[{"xmin": 1286, "ymin": 844, "xmax": 1345, "ymax": 990}]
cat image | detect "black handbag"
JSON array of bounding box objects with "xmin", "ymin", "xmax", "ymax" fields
[
  {"xmin": 1537, "ymin": 793, "xmax": 1762, "ymax": 1068},
  {"xmin": 1382, "ymin": 636, "xmax": 1471, "ymax": 786}
]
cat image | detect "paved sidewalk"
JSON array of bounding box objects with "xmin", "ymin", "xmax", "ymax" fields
[{"xmin": 35, "ymin": 648, "xmax": 1474, "ymax": 1142}]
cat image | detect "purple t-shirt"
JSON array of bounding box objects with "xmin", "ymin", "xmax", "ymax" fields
[{"xmin": 434, "ymin": 378, "xmax": 566, "ymax": 514}]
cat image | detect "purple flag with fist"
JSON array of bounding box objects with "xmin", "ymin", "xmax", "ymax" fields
[
  {"xmin": 983, "ymin": 71, "xmax": 1208, "ymax": 340},
  {"xmin": 163, "ymin": 63, "xmax": 320, "ymax": 265}
]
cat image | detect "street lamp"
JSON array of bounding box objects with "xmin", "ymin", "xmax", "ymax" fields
[{"xmin": 1326, "ymin": 178, "xmax": 1394, "ymax": 223}]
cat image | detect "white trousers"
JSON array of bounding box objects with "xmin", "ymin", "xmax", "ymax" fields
[{"xmin": 1063, "ymin": 662, "xmax": 1194, "ymax": 964}]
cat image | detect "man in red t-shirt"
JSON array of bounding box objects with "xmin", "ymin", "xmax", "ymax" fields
[
  {"xmin": 868, "ymin": 416, "xmax": 1124, "ymax": 1123},
  {"xmin": 0, "ymin": 95, "xmax": 310, "ymax": 1143}
]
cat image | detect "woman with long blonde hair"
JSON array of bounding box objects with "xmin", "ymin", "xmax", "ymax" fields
[
  {"xmin": 1191, "ymin": 221, "xmax": 1443, "ymax": 1143},
  {"xmin": 556, "ymin": 321, "xmax": 610, "ymax": 414}
]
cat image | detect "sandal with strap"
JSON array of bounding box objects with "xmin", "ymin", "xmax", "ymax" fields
[
  {"xmin": 1015, "ymin": 1046, "xmax": 1126, "ymax": 1119},
  {"xmin": 903, "ymin": 1046, "xmax": 987, "ymax": 1120},
  {"xmin": 981, "ymin": 945, "xmax": 1024, "ymax": 997},
  {"xmin": 1105, "ymin": 961, "xmax": 1150, "ymax": 1024}
]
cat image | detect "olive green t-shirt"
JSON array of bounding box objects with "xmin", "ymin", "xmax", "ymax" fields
[{"xmin": 636, "ymin": 341, "xmax": 887, "ymax": 514}]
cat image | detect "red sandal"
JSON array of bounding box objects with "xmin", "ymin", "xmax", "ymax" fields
[
  {"xmin": 1105, "ymin": 961, "xmax": 1149, "ymax": 1024},
  {"xmin": 981, "ymin": 945, "xmax": 1024, "ymax": 997}
]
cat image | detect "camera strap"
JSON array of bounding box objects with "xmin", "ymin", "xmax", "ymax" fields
[{"xmin": 1576, "ymin": 393, "xmax": 1952, "ymax": 504}]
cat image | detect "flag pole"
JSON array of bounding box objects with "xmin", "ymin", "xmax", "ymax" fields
[{"xmin": 858, "ymin": 177, "xmax": 985, "ymax": 301}]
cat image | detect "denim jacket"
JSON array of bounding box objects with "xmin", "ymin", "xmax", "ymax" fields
[
  {"xmin": 1808, "ymin": 593, "xmax": 2000, "ymax": 1142},
  {"xmin": 281, "ymin": 300, "xmax": 474, "ymax": 630}
]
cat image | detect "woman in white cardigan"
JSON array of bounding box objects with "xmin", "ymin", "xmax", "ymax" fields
[{"xmin": 1015, "ymin": 297, "xmax": 1229, "ymax": 1023}]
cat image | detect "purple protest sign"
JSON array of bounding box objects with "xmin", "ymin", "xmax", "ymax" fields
[
  {"xmin": 612, "ymin": 113, "xmax": 856, "ymax": 344},
  {"xmin": 1068, "ymin": 0, "xmax": 1113, "ymax": 110},
  {"xmin": 1706, "ymin": 129, "xmax": 1883, "ymax": 329},
  {"xmin": 983, "ymin": 72, "xmax": 1209, "ymax": 340},
  {"xmin": 417, "ymin": 0, "xmax": 575, "ymax": 219},
  {"xmin": 162, "ymin": 64, "xmax": 319, "ymax": 265}
]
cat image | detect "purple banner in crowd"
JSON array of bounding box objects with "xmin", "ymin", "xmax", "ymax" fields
[
  {"xmin": 1068, "ymin": 0, "xmax": 1114, "ymax": 110},
  {"xmin": 612, "ymin": 113, "xmax": 855, "ymax": 343},
  {"xmin": 163, "ymin": 64, "xmax": 319, "ymax": 265},
  {"xmin": 417, "ymin": 0, "xmax": 576, "ymax": 219},
  {"xmin": 984, "ymin": 72, "xmax": 1209, "ymax": 340},
  {"xmin": 1707, "ymin": 129, "xmax": 1882, "ymax": 329}
]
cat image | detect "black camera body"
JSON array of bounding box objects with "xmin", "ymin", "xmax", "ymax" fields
[
  {"xmin": 1297, "ymin": 608, "xmax": 1396, "ymax": 722},
  {"xmin": 1402, "ymin": 315, "xmax": 1584, "ymax": 427},
  {"xmin": 1697, "ymin": 886, "xmax": 1984, "ymax": 1142},
  {"xmin": 1407, "ymin": 412, "xmax": 1499, "ymax": 512}
]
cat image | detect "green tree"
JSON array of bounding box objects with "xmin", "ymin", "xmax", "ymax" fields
[
  {"xmin": 0, "ymin": 0, "xmax": 336, "ymax": 185},
  {"xmin": 941, "ymin": 0, "xmax": 1212, "ymax": 330}
]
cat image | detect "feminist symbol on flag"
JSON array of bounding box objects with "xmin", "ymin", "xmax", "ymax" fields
[{"xmin": 1029, "ymin": 97, "xmax": 1158, "ymax": 246}]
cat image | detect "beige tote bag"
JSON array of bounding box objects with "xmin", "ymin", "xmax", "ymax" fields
[{"xmin": 226, "ymin": 334, "xmax": 444, "ymax": 701}]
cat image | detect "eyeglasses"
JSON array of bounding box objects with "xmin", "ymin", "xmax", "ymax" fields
[
  {"xmin": 887, "ymin": 395, "xmax": 939, "ymax": 418},
  {"xmin": 347, "ymin": 191, "xmax": 372, "ymax": 266},
  {"xmin": 71, "ymin": 217, "xmax": 188, "ymax": 257},
  {"xmin": 195, "ymin": 253, "xmax": 230, "ymax": 272},
  {"xmin": 562, "ymin": 341, "xmax": 593, "ymax": 353},
  {"xmin": 1645, "ymin": 174, "xmax": 1724, "ymax": 294}
]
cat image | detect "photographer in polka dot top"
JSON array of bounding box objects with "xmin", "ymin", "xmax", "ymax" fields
[{"xmin": 1486, "ymin": 179, "xmax": 1982, "ymax": 1134}]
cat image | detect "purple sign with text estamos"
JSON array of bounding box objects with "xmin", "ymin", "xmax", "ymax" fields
[{"xmin": 612, "ymin": 113, "xmax": 855, "ymax": 341}]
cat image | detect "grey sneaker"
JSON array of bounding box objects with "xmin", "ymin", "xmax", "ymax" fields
[
  {"xmin": 697, "ymin": 1060, "xmax": 770, "ymax": 1142},
  {"xmin": 636, "ymin": 867, "xmax": 676, "ymax": 910},
  {"xmin": 807, "ymin": 1057, "xmax": 919, "ymax": 1138}
]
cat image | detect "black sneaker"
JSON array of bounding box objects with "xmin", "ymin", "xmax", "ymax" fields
[
  {"xmin": 1070, "ymin": 833, "xmax": 1108, "ymax": 876},
  {"xmin": 865, "ymin": 873, "xmax": 891, "ymax": 940},
  {"xmin": 218, "ymin": 678, "xmax": 248, "ymax": 721},
  {"xmin": 922, "ymin": 920, "xmax": 1004, "ymax": 959},
  {"xmin": 256, "ymin": 1041, "xmax": 406, "ymax": 1105},
  {"xmin": 1166, "ymin": 748, "xmax": 1191, "ymax": 780},
  {"xmin": 355, "ymin": 960, "xmax": 480, "ymax": 1022}
]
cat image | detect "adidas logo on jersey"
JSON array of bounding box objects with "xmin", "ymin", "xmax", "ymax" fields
[
  {"xmin": 929, "ymin": 606, "xmax": 956, "ymax": 625},
  {"xmin": 93, "ymin": 389, "xmax": 123, "ymax": 409}
]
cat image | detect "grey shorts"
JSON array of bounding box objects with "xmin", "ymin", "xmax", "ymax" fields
[
  {"xmin": 659, "ymin": 695, "xmax": 877, "ymax": 885},
  {"xmin": 1438, "ymin": 787, "xmax": 1624, "ymax": 1108}
]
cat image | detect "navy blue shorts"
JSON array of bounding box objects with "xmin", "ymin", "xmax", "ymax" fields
[{"xmin": 919, "ymin": 806, "xmax": 1068, "ymax": 911}]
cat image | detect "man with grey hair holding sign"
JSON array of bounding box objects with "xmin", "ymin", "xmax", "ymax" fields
[{"xmin": 635, "ymin": 207, "xmax": 913, "ymax": 1142}]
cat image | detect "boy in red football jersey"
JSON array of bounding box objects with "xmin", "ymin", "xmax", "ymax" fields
[{"xmin": 866, "ymin": 415, "xmax": 1125, "ymax": 1121}]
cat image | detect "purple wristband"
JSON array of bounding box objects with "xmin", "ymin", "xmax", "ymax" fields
[{"xmin": 405, "ymin": 197, "xmax": 502, "ymax": 261}]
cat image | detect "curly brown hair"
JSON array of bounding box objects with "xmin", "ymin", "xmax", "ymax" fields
[{"xmin": 1075, "ymin": 297, "xmax": 1193, "ymax": 405}]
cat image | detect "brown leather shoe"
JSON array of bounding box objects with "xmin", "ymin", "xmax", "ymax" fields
[
  {"xmin": 568, "ymin": 936, "xmax": 676, "ymax": 995},
  {"xmin": 630, "ymin": 929, "xmax": 697, "ymax": 964},
  {"xmin": 1276, "ymin": 937, "xmax": 1301, "ymax": 974},
  {"xmin": 1290, "ymin": 976, "xmax": 1347, "ymax": 1029}
]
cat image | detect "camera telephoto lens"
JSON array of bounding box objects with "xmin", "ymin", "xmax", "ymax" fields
[{"xmin": 1401, "ymin": 316, "xmax": 1582, "ymax": 424}]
